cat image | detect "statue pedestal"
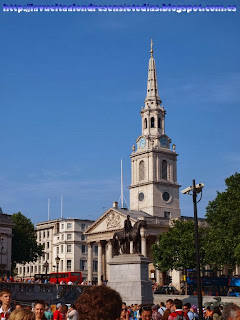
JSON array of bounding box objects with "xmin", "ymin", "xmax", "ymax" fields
[{"xmin": 107, "ymin": 254, "xmax": 153, "ymax": 305}]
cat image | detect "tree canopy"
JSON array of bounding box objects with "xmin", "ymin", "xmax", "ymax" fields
[{"xmin": 12, "ymin": 212, "xmax": 44, "ymax": 266}]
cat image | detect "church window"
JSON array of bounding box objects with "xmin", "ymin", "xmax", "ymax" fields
[
  {"xmin": 151, "ymin": 117, "xmax": 155, "ymax": 128},
  {"xmin": 164, "ymin": 211, "xmax": 171, "ymax": 218},
  {"xmin": 158, "ymin": 118, "xmax": 161, "ymax": 128},
  {"xmin": 139, "ymin": 161, "xmax": 145, "ymax": 181},
  {"xmin": 144, "ymin": 118, "xmax": 147, "ymax": 129},
  {"xmin": 162, "ymin": 160, "xmax": 167, "ymax": 180}
]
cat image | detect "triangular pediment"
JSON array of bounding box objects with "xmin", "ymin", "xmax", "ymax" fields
[{"xmin": 85, "ymin": 208, "xmax": 137, "ymax": 235}]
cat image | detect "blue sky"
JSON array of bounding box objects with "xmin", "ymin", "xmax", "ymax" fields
[{"xmin": 1, "ymin": 4, "xmax": 240, "ymax": 223}]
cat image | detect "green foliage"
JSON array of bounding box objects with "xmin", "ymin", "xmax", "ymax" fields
[
  {"xmin": 152, "ymin": 219, "xmax": 206, "ymax": 272},
  {"xmin": 204, "ymin": 172, "xmax": 240, "ymax": 270},
  {"xmin": 12, "ymin": 212, "xmax": 44, "ymax": 266}
]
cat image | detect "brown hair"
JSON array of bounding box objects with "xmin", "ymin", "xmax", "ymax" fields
[
  {"xmin": 0, "ymin": 288, "xmax": 11, "ymax": 296},
  {"xmin": 9, "ymin": 309, "xmax": 35, "ymax": 320},
  {"xmin": 76, "ymin": 285, "xmax": 122, "ymax": 320}
]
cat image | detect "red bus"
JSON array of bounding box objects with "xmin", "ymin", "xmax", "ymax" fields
[{"xmin": 50, "ymin": 272, "xmax": 82, "ymax": 284}]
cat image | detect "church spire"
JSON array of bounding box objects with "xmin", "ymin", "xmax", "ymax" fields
[{"xmin": 146, "ymin": 39, "xmax": 161, "ymax": 104}]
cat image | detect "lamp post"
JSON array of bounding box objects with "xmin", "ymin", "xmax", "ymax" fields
[
  {"xmin": 55, "ymin": 256, "xmax": 60, "ymax": 284},
  {"xmin": 43, "ymin": 261, "xmax": 49, "ymax": 282},
  {"xmin": 181, "ymin": 180, "xmax": 204, "ymax": 320}
]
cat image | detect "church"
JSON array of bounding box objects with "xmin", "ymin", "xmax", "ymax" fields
[{"xmin": 85, "ymin": 41, "xmax": 182, "ymax": 289}]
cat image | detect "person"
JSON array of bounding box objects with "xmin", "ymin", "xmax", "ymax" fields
[
  {"xmin": 67, "ymin": 304, "xmax": 78, "ymax": 320},
  {"xmin": 9, "ymin": 308, "xmax": 35, "ymax": 320},
  {"xmin": 190, "ymin": 306, "xmax": 199, "ymax": 320},
  {"xmin": 15, "ymin": 304, "xmax": 22, "ymax": 310},
  {"xmin": 162, "ymin": 299, "xmax": 173, "ymax": 320},
  {"xmin": 205, "ymin": 307, "xmax": 213, "ymax": 320},
  {"xmin": 34, "ymin": 301, "xmax": 47, "ymax": 320},
  {"xmin": 183, "ymin": 303, "xmax": 194, "ymax": 320},
  {"xmin": 122, "ymin": 303, "xmax": 130, "ymax": 320},
  {"xmin": 213, "ymin": 307, "xmax": 222, "ymax": 320},
  {"xmin": 53, "ymin": 304, "xmax": 64, "ymax": 320},
  {"xmin": 152, "ymin": 305, "xmax": 162, "ymax": 320},
  {"xmin": 45, "ymin": 304, "xmax": 53, "ymax": 320},
  {"xmin": 75, "ymin": 285, "xmax": 122, "ymax": 320},
  {"xmin": 159, "ymin": 303, "xmax": 166, "ymax": 317},
  {"xmin": 0, "ymin": 288, "xmax": 12, "ymax": 320},
  {"xmin": 139, "ymin": 306, "xmax": 152, "ymax": 320},
  {"xmin": 168, "ymin": 299, "xmax": 189, "ymax": 320},
  {"xmin": 222, "ymin": 305, "xmax": 240, "ymax": 320},
  {"xmin": 62, "ymin": 306, "xmax": 68, "ymax": 320},
  {"xmin": 124, "ymin": 215, "xmax": 132, "ymax": 240}
]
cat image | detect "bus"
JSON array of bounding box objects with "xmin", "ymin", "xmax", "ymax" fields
[
  {"xmin": 50, "ymin": 272, "xmax": 82, "ymax": 284},
  {"xmin": 34, "ymin": 274, "xmax": 51, "ymax": 283}
]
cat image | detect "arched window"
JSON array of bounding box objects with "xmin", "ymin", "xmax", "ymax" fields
[
  {"xmin": 162, "ymin": 160, "xmax": 167, "ymax": 180},
  {"xmin": 144, "ymin": 118, "xmax": 147, "ymax": 129},
  {"xmin": 158, "ymin": 118, "xmax": 161, "ymax": 128},
  {"xmin": 139, "ymin": 161, "xmax": 145, "ymax": 181},
  {"xmin": 151, "ymin": 117, "xmax": 155, "ymax": 128}
]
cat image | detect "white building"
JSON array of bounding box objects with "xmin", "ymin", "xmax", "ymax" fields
[
  {"xmin": 0, "ymin": 208, "xmax": 14, "ymax": 277},
  {"xmin": 16, "ymin": 218, "xmax": 98, "ymax": 282}
]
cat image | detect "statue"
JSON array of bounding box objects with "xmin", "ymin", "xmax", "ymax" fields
[{"xmin": 113, "ymin": 218, "xmax": 147, "ymax": 255}]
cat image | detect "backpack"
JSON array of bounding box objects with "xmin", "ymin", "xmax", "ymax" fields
[{"xmin": 175, "ymin": 312, "xmax": 188, "ymax": 320}]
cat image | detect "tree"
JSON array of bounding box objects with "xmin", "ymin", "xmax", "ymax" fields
[
  {"xmin": 12, "ymin": 212, "xmax": 44, "ymax": 267},
  {"xmin": 204, "ymin": 172, "xmax": 240, "ymax": 272},
  {"xmin": 152, "ymin": 219, "xmax": 206, "ymax": 272}
]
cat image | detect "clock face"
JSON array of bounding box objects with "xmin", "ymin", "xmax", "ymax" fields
[
  {"xmin": 138, "ymin": 192, "xmax": 145, "ymax": 202},
  {"xmin": 160, "ymin": 137, "xmax": 168, "ymax": 148},
  {"xmin": 139, "ymin": 138, "xmax": 146, "ymax": 149}
]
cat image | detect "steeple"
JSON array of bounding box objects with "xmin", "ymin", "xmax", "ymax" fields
[{"xmin": 145, "ymin": 39, "xmax": 161, "ymax": 104}]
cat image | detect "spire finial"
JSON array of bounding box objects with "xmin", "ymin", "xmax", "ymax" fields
[{"xmin": 150, "ymin": 39, "xmax": 153, "ymax": 57}]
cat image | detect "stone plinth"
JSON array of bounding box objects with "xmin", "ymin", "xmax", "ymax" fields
[{"xmin": 108, "ymin": 254, "xmax": 153, "ymax": 305}]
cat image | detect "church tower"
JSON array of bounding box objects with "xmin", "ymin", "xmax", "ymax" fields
[{"xmin": 129, "ymin": 40, "xmax": 181, "ymax": 218}]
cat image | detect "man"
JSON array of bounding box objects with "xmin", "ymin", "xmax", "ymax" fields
[
  {"xmin": 75, "ymin": 285, "xmax": 122, "ymax": 320},
  {"xmin": 168, "ymin": 299, "xmax": 189, "ymax": 320},
  {"xmin": 124, "ymin": 215, "xmax": 132, "ymax": 240},
  {"xmin": 159, "ymin": 303, "xmax": 167, "ymax": 317},
  {"xmin": 0, "ymin": 289, "xmax": 12, "ymax": 320},
  {"xmin": 122, "ymin": 302, "xmax": 130, "ymax": 320},
  {"xmin": 139, "ymin": 306, "xmax": 152, "ymax": 320},
  {"xmin": 53, "ymin": 304, "xmax": 64, "ymax": 320},
  {"xmin": 222, "ymin": 305, "xmax": 240, "ymax": 320},
  {"xmin": 162, "ymin": 299, "xmax": 173, "ymax": 320},
  {"xmin": 152, "ymin": 305, "xmax": 161, "ymax": 320},
  {"xmin": 183, "ymin": 303, "xmax": 194, "ymax": 320},
  {"xmin": 34, "ymin": 300, "xmax": 47, "ymax": 320},
  {"xmin": 45, "ymin": 304, "xmax": 53, "ymax": 320}
]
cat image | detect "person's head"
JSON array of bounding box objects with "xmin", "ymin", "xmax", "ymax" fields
[
  {"xmin": 222, "ymin": 305, "xmax": 240, "ymax": 320},
  {"xmin": 34, "ymin": 300, "xmax": 46, "ymax": 320},
  {"xmin": 15, "ymin": 303, "xmax": 22, "ymax": 310},
  {"xmin": 56, "ymin": 303, "xmax": 62, "ymax": 311},
  {"xmin": 70, "ymin": 304, "xmax": 76, "ymax": 311},
  {"xmin": 9, "ymin": 309, "xmax": 35, "ymax": 320},
  {"xmin": 0, "ymin": 289, "xmax": 12, "ymax": 307},
  {"xmin": 160, "ymin": 302, "xmax": 165, "ymax": 307},
  {"xmin": 152, "ymin": 305, "xmax": 159, "ymax": 313},
  {"xmin": 62, "ymin": 305, "xmax": 68, "ymax": 314},
  {"xmin": 139, "ymin": 306, "xmax": 152, "ymax": 320},
  {"xmin": 191, "ymin": 305, "xmax": 197, "ymax": 313},
  {"xmin": 214, "ymin": 307, "xmax": 221, "ymax": 316},
  {"xmin": 183, "ymin": 303, "xmax": 191, "ymax": 313},
  {"xmin": 207, "ymin": 307, "xmax": 211, "ymax": 311},
  {"xmin": 173, "ymin": 299, "xmax": 182, "ymax": 311},
  {"xmin": 76, "ymin": 285, "xmax": 122, "ymax": 320},
  {"xmin": 166, "ymin": 299, "xmax": 173, "ymax": 311}
]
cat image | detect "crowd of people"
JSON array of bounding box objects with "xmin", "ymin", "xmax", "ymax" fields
[{"xmin": 0, "ymin": 286, "xmax": 240, "ymax": 320}]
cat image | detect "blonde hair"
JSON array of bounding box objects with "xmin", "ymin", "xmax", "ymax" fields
[{"xmin": 9, "ymin": 309, "xmax": 35, "ymax": 320}]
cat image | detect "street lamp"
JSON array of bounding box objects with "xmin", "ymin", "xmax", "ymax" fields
[
  {"xmin": 43, "ymin": 261, "xmax": 49, "ymax": 282},
  {"xmin": 55, "ymin": 256, "xmax": 60, "ymax": 284},
  {"xmin": 181, "ymin": 180, "xmax": 204, "ymax": 320}
]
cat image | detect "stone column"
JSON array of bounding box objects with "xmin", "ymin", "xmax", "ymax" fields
[
  {"xmin": 156, "ymin": 269, "xmax": 161, "ymax": 285},
  {"xmin": 106, "ymin": 240, "xmax": 113, "ymax": 281},
  {"xmin": 140, "ymin": 228, "xmax": 147, "ymax": 257},
  {"xmin": 87, "ymin": 243, "xmax": 93, "ymax": 284},
  {"xmin": 130, "ymin": 241, "xmax": 134, "ymax": 254},
  {"xmin": 98, "ymin": 241, "xmax": 102, "ymax": 285}
]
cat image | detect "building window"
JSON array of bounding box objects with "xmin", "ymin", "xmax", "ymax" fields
[
  {"xmin": 158, "ymin": 117, "xmax": 161, "ymax": 128},
  {"xmin": 47, "ymin": 231, "xmax": 49, "ymax": 238},
  {"xmin": 27, "ymin": 266, "xmax": 29, "ymax": 273},
  {"xmin": 62, "ymin": 234, "xmax": 64, "ymax": 240},
  {"xmin": 139, "ymin": 160, "xmax": 145, "ymax": 181},
  {"xmin": 47, "ymin": 253, "xmax": 49, "ymax": 260},
  {"xmin": 164, "ymin": 211, "xmax": 171, "ymax": 218},
  {"xmin": 67, "ymin": 260, "xmax": 71, "ymax": 271},
  {"xmin": 57, "ymin": 247, "xmax": 59, "ymax": 255},
  {"xmin": 81, "ymin": 234, "xmax": 86, "ymax": 241},
  {"xmin": 47, "ymin": 242, "xmax": 49, "ymax": 249},
  {"xmin": 57, "ymin": 237, "xmax": 59, "ymax": 241},
  {"xmin": 94, "ymin": 246, "xmax": 98, "ymax": 255},
  {"xmin": 151, "ymin": 117, "xmax": 155, "ymax": 128},
  {"xmin": 162, "ymin": 160, "xmax": 167, "ymax": 180},
  {"xmin": 144, "ymin": 118, "xmax": 147, "ymax": 129},
  {"xmin": 35, "ymin": 266, "xmax": 37, "ymax": 273},
  {"xmin": 67, "ymin": 244, "xmax": 72, "ymax": 253},
  {"xmin": 67, "ymin": 223, "xmax": 72, "ymax": 229},
  {"xmin": 60, "ymin": 260, "xmax": 63, "ymax": 271},
  {"xmin": 81, "ymin": 224, "xmax": 86, "ymax": 230},
  {"xmin": 43, "ymin": 231, "xmax": 45, "ymax": 238},
  {"xmin": 61, "ymin": 245, "xmax": 64, "ymax": 253},
  {"xmin": 67, "ymin": 234, "xmax": 72, "ymax": 240},
  {"xmin": 61, "ymin": 224, "xmax": 64, "ymax": 230},
  {"xmin": 82, "ymin": 245, "xmax": 86, "ymax": 254},
  {"xmin": 31, "ymin": 266, "xmax": 33, "ymax": 273},
  {"xmin": 80, "ymin": 259, "xmax": 87, "ymax": 271},
  {"xmin": 93, "ymin": 260, "xmax": 98, "ymax": 272}
]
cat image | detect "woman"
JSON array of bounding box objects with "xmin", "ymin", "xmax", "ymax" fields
[
  {"xmin": 9, "ymin": 309, "xmax": 35, "ymax": 320},
  {"xmin": 62, "ymin": 305, "xmax": 68, "ymax": 320},
  {"xmin": 34, "ymin": 300, "xmax": 47, "ymax": 320},
  {"xmin": 213, "ymin": 307, "xmax": 222, "ymax": 320}
]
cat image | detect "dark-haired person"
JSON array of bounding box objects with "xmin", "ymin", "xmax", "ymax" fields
[
  {"xmin": 168, "ymin": 299, "xmax": 189, "ymax": 320},
  {"xmin": 67, "ymin": 304, "xmax": 77, "ymax": 320},
  {"xmin": 162, "ymin": 300, "xmax": 173, "ymax": 320},
  {"xmin": 213, "ymin": 307, "xmax": 222, "ymax": 320},
  {"xmin": 75, "ymin": 285, "xmax": 122, "ymax": 320},
  {"xmin": 139, "ymin": 306, "xmax": 152, "ymax": 320},
  {"xmin": 34, "ymin": 300, "xmax": 47, "ymax": 320},
  {"xmin": 183, "ymin": 303, "xmax": 194, "ymax": 320},
  {"xmin": 222, "ymin": 305, "xmax": 240, "ymax": 320}
]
